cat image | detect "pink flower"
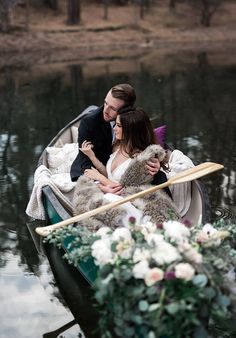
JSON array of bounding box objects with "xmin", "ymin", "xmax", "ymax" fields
[{"xmin": 144, "ymin": 268, "xmax": 164, "ymax": 286}]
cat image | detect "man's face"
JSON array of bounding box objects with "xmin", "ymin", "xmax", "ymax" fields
[{"xmin": 103, "ymin": 90, "xmax": 125, "ymax": 122}]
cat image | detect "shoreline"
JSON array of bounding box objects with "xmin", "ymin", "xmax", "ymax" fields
[{"xmin": 0, "ymin": 28, "xmax": 236, "ymax": 69}]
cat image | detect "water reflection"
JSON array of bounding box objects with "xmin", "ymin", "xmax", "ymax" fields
[
  {"xmin": 0, "ymin": 47, "xmax": 236, "ymax": 337},
  {"xmin": 0, "ymin": 228, "xmax": 83, "ymax": 337}
]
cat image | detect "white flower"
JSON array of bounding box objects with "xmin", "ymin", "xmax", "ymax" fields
[
  {"xmin": 116, "ymin": 241, "xmax": 133, "ymax": 260},
  {"xmin": 111, "ymin": 227, "xmax": 132, "ymax": 242},
  {"xmin": 144, "ymin": 267, "xmax": 164, "ymax": 286},
  {"xmin": 134, "ymin": 219, "xmax": 157, "ymax": 238},
  {"xmin": 145, "ymin": 233, "xmax": 164, "ymax": 246},
  {"xmin": 133, "ymin": 247, "xmax": 151, "ymax": 263},
  {"xmin": 224, "ymin": 268, "xmax": 236, "ymax": 283},
  {"xmin": 223, "ymin": 268, "xmax": 236, "ymax": 295},
  {"xmin": 151, "ymin": 240, "xmax": 181, "ymax": 265},
  {"xmin": 91, "ymin": 238, "xmax": 113, "ymax": 266},
  {"xmin": 178, "ymin": 242, "xmax": 203, "ymax": 264},
  {"xmin": 133, "ymin": 260, "xmax": 150, "ymax": 279},
  {"xmin": 96, "ymin": 226, "xmax": 112, "ymax": 238},
  {"xmin": 202, "ymin": 223, "xmax": 218, "ymax": 236},
  {"xmin": 141, "ymin": 221, "xmax": 157, "ymax": 235},
  {"xmin": 163, "ymin": 220, "xmax": 190, "ymax": 243},
  {"xmin": 175, "ymin": 263, "xmax": 195, "ymax": 281},
  {"xmin": 196, "ymin": 224, "xmax": 229, "ymax": 247}
]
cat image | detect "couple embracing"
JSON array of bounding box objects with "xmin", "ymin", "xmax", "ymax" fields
[{"xmin": 70, "ymin": 83, "xmax": 181, "ymax": 231}]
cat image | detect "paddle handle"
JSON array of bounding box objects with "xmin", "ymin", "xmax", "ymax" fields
[
  {"xmin": 35, "ymin": 162, "xmax": 224, "ymax": 236},
  {"xmin": 36, "ymin": 181, "xmax": 169, "ymax": 236}
]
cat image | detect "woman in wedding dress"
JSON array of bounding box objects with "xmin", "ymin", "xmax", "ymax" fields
[
  {"xmin": 72, "ymin": 107, "xmax": 180, "ymax": 229},
  {"xmin": 81, "ymin": 107, "xmax": 168, "ymax": 187}
]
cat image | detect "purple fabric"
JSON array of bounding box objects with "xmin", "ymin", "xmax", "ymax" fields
[{"xmin": 154, "ymin": 125, "xmax": 167, "ymax": 147}]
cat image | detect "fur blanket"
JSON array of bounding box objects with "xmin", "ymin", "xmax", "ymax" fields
[{"xmin": 73, "ymin": 145, "xmax": 180, "ymax": 231}]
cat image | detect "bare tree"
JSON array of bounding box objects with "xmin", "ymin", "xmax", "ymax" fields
[
  {"xmin": 188, "ymin": 0, "xmax": 223, "ymax": 27},
  {"xmin": 0, "ymin": 0, "xmax": 20, "ymax": 32},
  {"xmin": 67, "ymin": 0, "xmax": 80, "ymax": 25},
  {"xmin": 169, "ymin": 0, "xmax": 177, "ymax": 12},
  {"xmin": 43, "ymin": 0, "xmax": 58, "ymax": 10},
  {"xmin": 138, "ymin": 0, "xmax": 150, "ymax": 19},
  {"xmin": 103, "ymin": 0, "xmax": 109, "ymax": 20}
]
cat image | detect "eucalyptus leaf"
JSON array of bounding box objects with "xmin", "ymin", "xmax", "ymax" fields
[
  {"xmin": 217, "ymin": 294, "xmax": 231, "ymax": 308},
  {"xmin": 124, "ymin": 326, "xmax": 135, "ymax": 337},
  {"xmin": 192, "ymin": 274, "xmax": 208, "ymax": 288},
  {"xmin": 139, "ymin": 300, "xmax": 149, "ymax": 312},
  {"xmin": 148, "ymin": 303, "xmax": 160, "ymax": 312},
  {"xmin": 148, "ymin": 331, "xmax": 156, "ymax": 338},
  {"xmin": 165, "ymin": 302, "xmax": 180, "ymax": 314},
  {"xmin": 193, "ymin": 325, "xmax": 209, "ymax": 338},
  {"xmin": 130, "ymin": 314, "xmax": 143, "ymax": 324},
  {"xmin": 203, "ymin": 287, "xmax": 216, "ymax": 300}
]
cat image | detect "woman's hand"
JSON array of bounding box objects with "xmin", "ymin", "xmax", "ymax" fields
[
  {"xmin": 84, "ymin": 167, "xmax": 101, "ymax": 181},
  {"xmin": 146, "ymin": 157, "xmax": 160, "ymax": 176},
  {"xmin": 79, "ymin": 140, "xmax": 95, "ymax": 159},
  {"xmin": 98, "ymin": 182, "xmax": 123, "ymax": 195}
]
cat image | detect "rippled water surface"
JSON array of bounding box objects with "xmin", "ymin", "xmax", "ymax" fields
[{"xmin": 0, "ymin": 47, "xmax": 236, "ymax": 337}]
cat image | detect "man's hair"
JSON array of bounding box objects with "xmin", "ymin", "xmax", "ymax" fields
[{"xmin": 111, "ymin": 84, "xmax": 136, "ymax": 109}]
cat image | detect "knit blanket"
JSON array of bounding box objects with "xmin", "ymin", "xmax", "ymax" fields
[
  {"xmin": 165, "ymin": 149, "xmax": 194, "ymax": 216},
  {"xmin": 26, "ymin": 165, "xmax": 75, "ymax": 220}
]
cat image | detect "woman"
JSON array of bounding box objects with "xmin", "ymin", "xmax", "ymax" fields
[
  {"xmin": 73, "ymin": 107, "xmax": 180, "ymax": 230},
  {"xmin": 81, "ymin": 107, "xmax": 169, "ymax": 189}
]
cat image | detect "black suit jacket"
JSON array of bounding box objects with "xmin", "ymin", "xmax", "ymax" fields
[{"xmin": 70, "ymin": 106, "xmax": 113, "ymax": 181}]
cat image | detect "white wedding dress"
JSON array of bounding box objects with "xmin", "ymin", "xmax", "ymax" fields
[{"xmin": 103, "ymin": 150, "xmax": 144, "ymax": 226}]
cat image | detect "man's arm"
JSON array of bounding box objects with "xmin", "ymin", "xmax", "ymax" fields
[
  {"xmin": 152, "ymin": 170, "xmax": 172, "ymax": 198},
  {"xmin": 70, "ymin": 118, "xmax": 94, "ymax": 181}
]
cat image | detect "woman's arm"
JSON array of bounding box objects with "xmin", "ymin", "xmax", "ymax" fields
[
  {"xmin": 80, "ymin": 141, "xmax": 107, "ymax": 176},
  {"xmin": 84, "ymin": 167, "xmax": 117, "ymax": 186}
]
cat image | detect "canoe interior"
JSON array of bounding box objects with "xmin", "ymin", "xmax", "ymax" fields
[{"xmin": 39, "ymin": 105, "xmax": 210, "ymax": 287}]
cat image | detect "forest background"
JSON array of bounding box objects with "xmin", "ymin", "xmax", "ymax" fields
[{"xmin": 0, "ymin": 0, "xmax": 235, "ymax": 67}]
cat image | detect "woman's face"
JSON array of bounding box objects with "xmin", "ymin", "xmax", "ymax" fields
[{"xmin": 114, "ymin": 115, "xmax": 123, "ymax": 140}]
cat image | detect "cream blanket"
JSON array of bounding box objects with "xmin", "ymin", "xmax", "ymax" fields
[
  {"xmin": 164, "ymin": 149, "xmax": 194, "ymax": 216},
  {"xmin": 26, "ymin": 165, "xmax": 75, "ymax": 220}
]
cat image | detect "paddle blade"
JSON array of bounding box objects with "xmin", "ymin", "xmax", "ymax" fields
[{"xmin": 168, "ymin": 162, "xmax": 224, "ymax": 185}]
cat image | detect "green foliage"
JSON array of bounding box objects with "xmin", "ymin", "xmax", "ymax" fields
[{"xmin": 47, "ymin": 220, "xmax": 236, "ymax": 337}]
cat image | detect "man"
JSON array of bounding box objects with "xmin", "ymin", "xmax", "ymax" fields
[{"xmin": 70, "ymin": 83, "xmax": 160, "ymax": 194}]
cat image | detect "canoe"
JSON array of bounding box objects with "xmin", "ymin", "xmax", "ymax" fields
[{"xmin": 29, "ymin": 105, "xmax": 210, "ymax": 331}]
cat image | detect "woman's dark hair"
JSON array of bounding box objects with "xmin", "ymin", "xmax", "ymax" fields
[
  {"xmin": 111, "ymin": 84, "xmax": 136, "ymax": 109},
  {"xmin": 115, "ymin": 107, "xmax": 157, "ymax": 157}
]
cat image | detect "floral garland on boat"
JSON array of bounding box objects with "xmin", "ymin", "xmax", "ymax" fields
[{"xmin": 47, "ymin": 219, "xmax": 236, "ymax": 338}]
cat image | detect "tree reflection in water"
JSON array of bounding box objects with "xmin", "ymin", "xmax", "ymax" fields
[{"xmin": 0, "ymin": 47, "xmax": 235, "ymax": 337}]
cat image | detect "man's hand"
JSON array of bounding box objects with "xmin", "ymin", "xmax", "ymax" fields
[
  {"xmin": 98, "ymin": 182, "xmax": 123, "ymax": 195},
  {"xmin": 146, "ymin": 157, "xmax": 160, "ymax": 176}
]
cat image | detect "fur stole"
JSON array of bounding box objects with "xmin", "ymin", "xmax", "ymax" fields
[{"xmin": 73, "ymin": 145, "xmax": 180, "ymax": 232}]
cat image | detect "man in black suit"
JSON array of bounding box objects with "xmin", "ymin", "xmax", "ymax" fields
[{"xmin": 70, "ymin": 83, "xmax": 163, "ymax": 195}]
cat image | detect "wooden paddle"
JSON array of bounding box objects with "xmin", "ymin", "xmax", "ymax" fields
[{"xmin": 35, "ymin": 162, "xmax": 223, "ymax": 237}]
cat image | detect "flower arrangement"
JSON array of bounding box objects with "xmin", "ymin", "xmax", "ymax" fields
[{"xmin": 47, "ymin": 219, "xmax": 236, "ymax": 338}]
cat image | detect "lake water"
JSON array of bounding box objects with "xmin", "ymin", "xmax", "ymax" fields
[{"xmin": 0, "ymin": 46, "xmax": 236, "ymax": 337}]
